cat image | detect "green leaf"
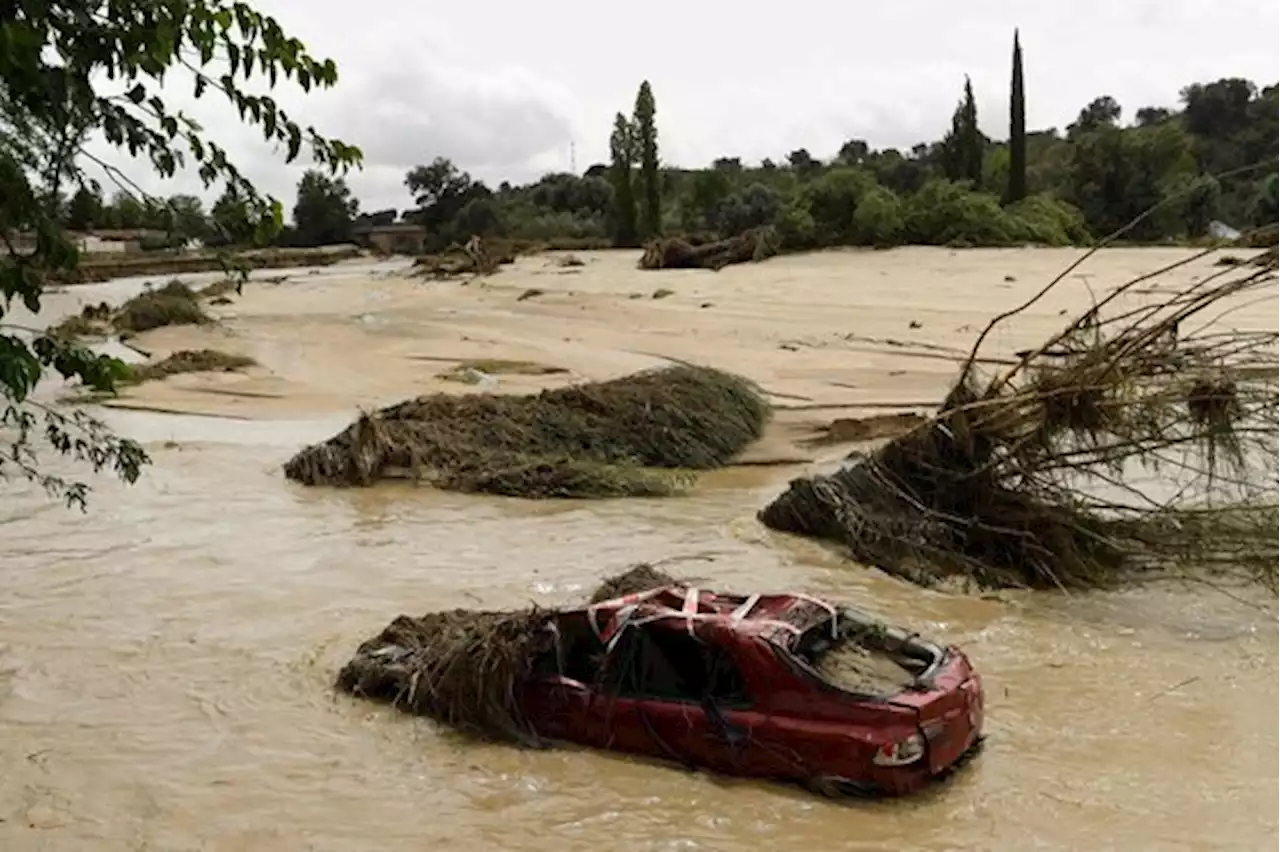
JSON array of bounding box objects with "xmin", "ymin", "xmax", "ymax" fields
[{"xmin": 126, "ymin": 83, "xmax": 145, "ymax": 104}]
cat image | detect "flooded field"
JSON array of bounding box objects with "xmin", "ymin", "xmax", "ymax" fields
[{"xmin": 2, "ymin": 247, "xmax": 1276, "ymax": 851}]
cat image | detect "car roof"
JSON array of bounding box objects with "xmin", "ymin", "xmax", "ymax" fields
[{"xmin": 578, "ymin": 585, "xmax": 838, "ymax": 648}]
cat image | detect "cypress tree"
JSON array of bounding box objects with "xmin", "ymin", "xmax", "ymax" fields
[
  {"xmin": 1006, "ymin": 30, "xmax": 1028, "ymax": 204},
  {"xmin": 609, "ymin": 113, "xmax": 638, "ymax": 247},
  {"xmin": 633, "ymin": 81, "xmax": 661, "ymax": 239},
  {"xmin": 942, "ymin": 77, "xmax": 984, "ymax": 188},
  {"xmin": 961, "ymin": 77, "xmax": 984, "ymax": 187}
]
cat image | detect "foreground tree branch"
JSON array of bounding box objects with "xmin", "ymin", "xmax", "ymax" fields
[{"xmin": 0, "ymin": 0, "xmax": 362, "ymax": 508}]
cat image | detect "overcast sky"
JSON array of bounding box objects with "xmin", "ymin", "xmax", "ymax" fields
[{"xmin": 83, "ymin": 0, "xmax": 1280, "ymax": 214}]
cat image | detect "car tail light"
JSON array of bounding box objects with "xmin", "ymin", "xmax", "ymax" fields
[{"xmin": 872, "ymin": 732, "xmax": 925, "ymax": 766}]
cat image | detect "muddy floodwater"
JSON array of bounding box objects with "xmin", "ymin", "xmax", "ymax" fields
[{"xmin": 2, "ymin": 248, "xmax": 1276, "ymax": 851}]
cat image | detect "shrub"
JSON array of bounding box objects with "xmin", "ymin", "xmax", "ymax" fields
[
  {"xmin": 1005, "ymin": 195, "xmax": 1091, "ymax": 246},
  {"xmin": 774, "ymin": 200, "xmax": 818, "ymax": 250},
  {"xmin": 852, "ymin": 186, "xmax": 905, "ymax": 247},
  {"xmin": 801, "ymin": 168, "xmax": 877, "ymax": 245},
  {"xmin": 904, "ymin": 180, "xmax": 1019, "ymax": 246}
]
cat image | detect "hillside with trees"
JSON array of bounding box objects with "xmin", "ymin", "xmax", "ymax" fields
[{"xmin": 52, "ymin": 33, "xmax": 1279, "ymax": 254}]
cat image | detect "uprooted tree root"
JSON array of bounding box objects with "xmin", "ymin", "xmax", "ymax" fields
[
  {"xmin": 335, "ymin": 564, "xmax": 676, "ymax": 744},
  {"xmin": 640, "ymin": 226, "xmax": 780, "ymax": 271},
  {"xmin": 760, "ymin": 242, "xmax": 1279, "ymax": 591},
  {"xmin": 413, "ymin": 236, "xmax": 513, "ymax": 279},
  {"xmin": 283, "ymin": 365, "xmax": 770, "ymax": 497}
]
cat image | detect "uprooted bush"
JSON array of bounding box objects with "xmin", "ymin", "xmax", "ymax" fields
[
  {"xmin": 283, "ymin": 365, "xmax": 770, "ymax": 497},
  {"xmin": 759, "ymin": 247, "xmax": 1279, "ymax": 591},
  {"xmin": 639, "ymin": 226, "xmax": 779, "ymax": 271}
]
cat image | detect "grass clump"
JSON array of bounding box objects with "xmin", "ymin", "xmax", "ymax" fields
[
  {"xmin": 123, "ymin": 349, "xmax": 256, "ymax": 383},
  {"xmin": 113, "ymin": 280, "xmax": 210, "ymax": 333},
  {"xmin": 283, "ymin": 364, "xmax": 770, "ymax": 498}
]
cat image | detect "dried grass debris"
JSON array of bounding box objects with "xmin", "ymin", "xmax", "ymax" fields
[
  {"xmin": 284, "ymin": 365, "xmax": 770, "ymax": 498},
  {"xmin": 759, "ymin": 250, "xmax": 1279, "ymax": 591}
]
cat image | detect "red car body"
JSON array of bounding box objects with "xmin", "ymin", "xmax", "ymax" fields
[{"xmin": 522, "ymin": 584, "xmax": 984, "ymax": 797}]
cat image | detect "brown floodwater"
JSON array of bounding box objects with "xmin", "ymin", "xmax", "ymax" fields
[{"xmin": 2, "ymin": 250, "xmax": 1277, "ymax": 851}]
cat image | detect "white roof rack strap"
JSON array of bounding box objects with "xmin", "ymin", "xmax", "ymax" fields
[{"xmin": 731, "ymin": 594, "xmax": 761, "ymax": 622}]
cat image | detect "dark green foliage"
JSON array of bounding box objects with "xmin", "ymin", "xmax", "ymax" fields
[
  {"xmin": 0, "ymin": 0, "xmax": 360, "ymax": 509},
  {"xmin": 292, "ymin": 169, "xmax": 358, "ymax": 246},
  {"xmin": 942, "ymin": 78, "xmax": 985, "ymax": 187},
  {"xmin": 1006, "ymin": 30, "xmax": 1028, "ymax": 204},
  {"xmin": 609, "ymin": 113, "xmax": 639, "ymax": 247},
  {"xmin": 802, "ymin": 168, "xmax": 876, "ymax": 244},
  {"xmin": 633, "ymin": 81, "xmax": 662, "ymax": 240},
  {"xmin": 395, "ymin": 73, "xmax": 1273, "ymax": 259}
]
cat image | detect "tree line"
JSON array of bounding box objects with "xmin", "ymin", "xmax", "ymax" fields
[
  {"xmin": 388, "ymin": 32, "xmax": 1277, "ymax": 252},
  {"xmin": 50, "ymin": 32, "xmax": 1280, "ymax": 254}
]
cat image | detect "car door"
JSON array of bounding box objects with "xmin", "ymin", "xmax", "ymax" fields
[{"xmin": 589, "ymin": 620, "xmax": 760, "ymax": 775}]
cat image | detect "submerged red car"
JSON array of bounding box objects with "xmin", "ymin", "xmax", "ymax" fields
[{"xmin": 521, "ymin": 584, "xmax": 985, "ymax": 797}]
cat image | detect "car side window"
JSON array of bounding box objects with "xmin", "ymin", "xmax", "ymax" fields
[{"xmin": 609, "ymin": 624, "xmax": 752, "ymax": 707}]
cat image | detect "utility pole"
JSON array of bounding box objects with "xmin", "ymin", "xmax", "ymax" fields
[{"xmin": 570, "ymin": 139, "xmax": 577, "ymax": 174}]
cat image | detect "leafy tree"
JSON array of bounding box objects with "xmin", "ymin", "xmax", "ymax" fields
[
  {"xmin": 165, "ymin": 194, "xmax": 211, "ymax": 242},
  {"xmin": 0, "ymin": 0, "xmax": 360, "ymax": 508},
  {"xmin": 210, "ymin": 185, "xmax": 255, "ymax": 245},
  {"xmin": 802, "ymin": 168, "xmax": 876, "ymax": 244},
  {"xmin": 1249, "ymin": 172, "xmax": 1280, "ymax": 223},
  {"xmin": 1134, "ymin": 106, "xmax": 1172, "ymax": 127},
  {"xmin": 608, "ymin": 112, "xmax": 638, "ymax": 247},
  {"xmin": 404, "ymin": 158, "xmax": 484, "ymax": 228},
  {"xmin": 633, "ymin": 81, "xmax": 661, "ymax": 239},
  {"xmin": 682, "ymin": 169, "xmax": 733, "ymax": 232},
  {"xmin": 528, "ymin": 173, "xmax": 612, "ymax": 216},
  {"xmin": 1068, "ymin": 121, "xmax": 1196, "ymax": 238},
  {"xmin": 1069, "ymin": 96, "xmax": 1122, "ymax": 137},
  {"xmin": 717, "ymin": 183, "xmax": 781, "ymax": 235},
  {"xmin": 837, "ymin": 139, "xmax": 870, "ymax": 168},
  {"xmin": 292, "ymin": 169, "xmax": 357, "ymax": 246},
  {"xmin": 1006, "ymin": 30, "xmax": 1028, "ymax": 204},
  {"xmin": 107, "ymin": 190, "xmax": 147, "ymax": 229},
  {"xmin": 787, "ymin": 148, "xmax": 822, "ymax": 178},
  {"xmin": 712, "ymin": 157, "xmax": 743, "ymax": 175},
  {"xmin": 65, "ymin": 187, "xmax": 103, "ymax": 230}
]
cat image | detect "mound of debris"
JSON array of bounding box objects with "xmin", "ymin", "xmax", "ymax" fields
[
  {"xmin": 640, "ymin": 226, "xmax": 780, "ymax": 271},
  {"xmin": 413, "ymin": 236, "xmax": 514, "ymax": 279},
  {"xmin": 760, "ymin": 249, "xmax": 1279, "ymax": 590},
  {"xmin": 283, "ymin": 365, "xmax": 770, "ymax": 498}
]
